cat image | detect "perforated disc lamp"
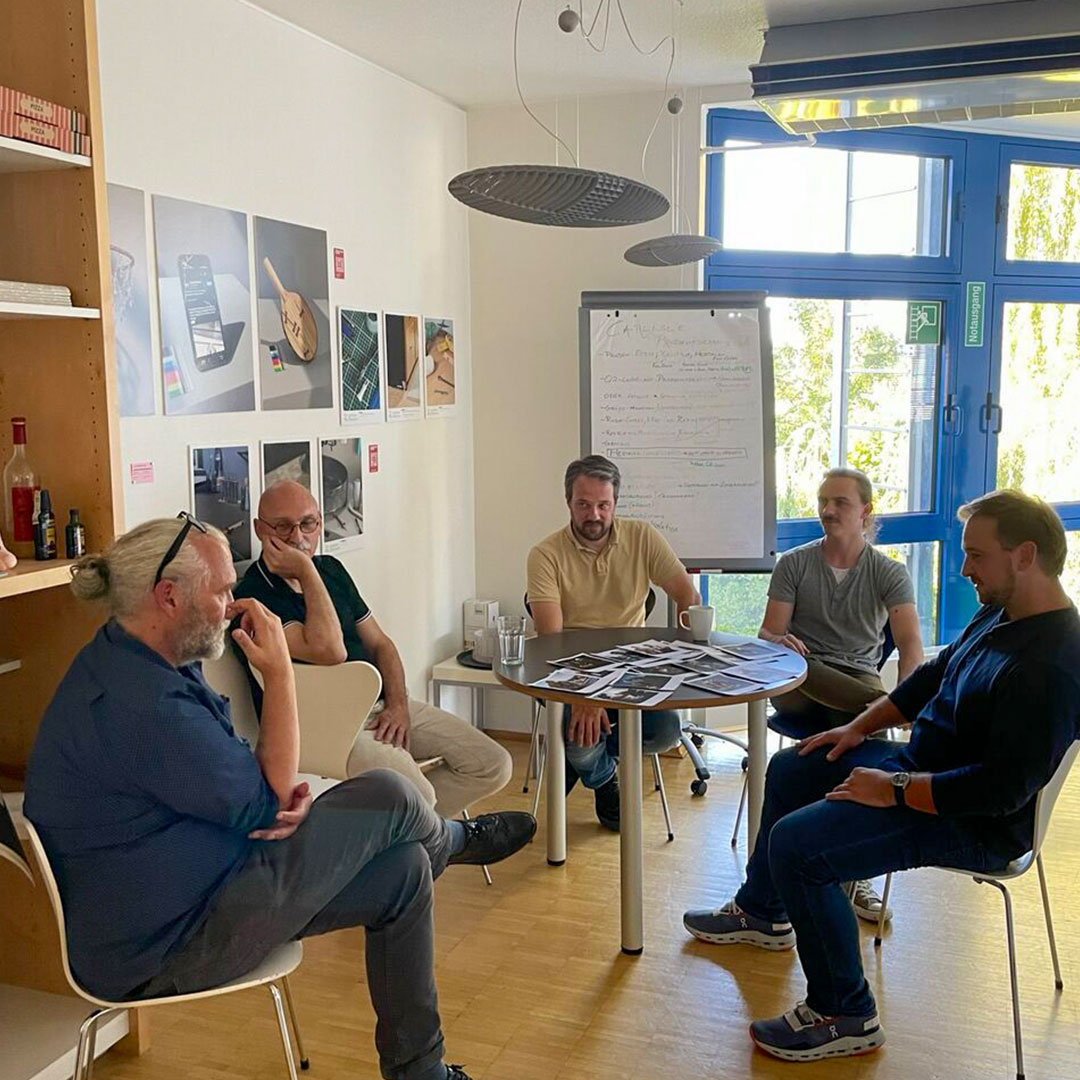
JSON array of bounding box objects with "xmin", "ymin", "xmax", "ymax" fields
[
  {"xmin": 624, "ymin": 233, "xmax": 722, "ymax": 267},
  {"xmin": 447, "ymin": 164, "xmax": 669, "ymax": 228}
]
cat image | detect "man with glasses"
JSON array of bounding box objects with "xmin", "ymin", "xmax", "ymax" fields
[
  {"xmin": 234, "ymin": 481, "xmax": 513, "ymax": 817},
  {"xmin": 25, "ymin": 515, "xmax": 535, "ymax": 1080}
]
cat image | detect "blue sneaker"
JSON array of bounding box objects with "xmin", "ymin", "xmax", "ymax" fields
[
  {"xmin": 682, "ymin": 900, "xmax": 795, "ymax": 950},
  {"xmin": 750, "ymin": 1001, "xmax": 885, "ymax": 1062}
]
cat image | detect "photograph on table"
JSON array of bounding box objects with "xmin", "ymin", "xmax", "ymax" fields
[
  {"xmin": 261, "ymin": 439, "xmax": 314, "ymax": 499},
  {"xmin": 339, "ymin": 308, "xmax": 383, "ymax": 424},
  {"xmin": 152, "ymin": 194, "xmax": 255, "ymax": 415},
  {"xmin": 255, "ymin": 216, "xmax": 332, "ymax": 411},
  {"xmin": 423, "ymin": 316, "xmax": 456, "ymax": 416},
  {"xmin": 107, "ymin": 184, "xmax": 155, "ymax": 417},
  {"xmin": 319, "ymin": 437, "xmax": 364, "ymax": 553},
  {"xmin": 384, "ymin": 313, "xmax": 423, "ymax": 420},
  {"xmin": 189, "ymin": 446, "xmax": 252, "ymax": 563}
]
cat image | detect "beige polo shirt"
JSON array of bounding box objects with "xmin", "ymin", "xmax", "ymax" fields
[{"xmin": 526, "ymin": 517, "xmax": 684, "ymax": 628}]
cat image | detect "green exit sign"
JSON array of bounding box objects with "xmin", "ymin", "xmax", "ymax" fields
[
  {"xmin": 906, "ymin": 301, "xmax": 941, "ymax": 345},
  {"xmin": 965, "ymin": 281, "xmax": 986, "ymax": 347}
]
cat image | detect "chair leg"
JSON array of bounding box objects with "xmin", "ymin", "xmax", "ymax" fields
[
  {"xmin": 268, "ymin": 982, "xmax": 301, "ymax": 1080},
  {"xmin": 652, "ymin": 754, "xmax": 674, "ymax": 842},
  {"xmin": 1036, "ymin": 853, "xmax": 1064, "ymax": 990},
  {"xmin": 731, "ymin": 771, "xmax": 747, "ymax": 849},
  {"xmin": 282, "ymin": 976, "xmax": 310, "ymax": 1070},
  {"xmin": 73, "ymin": 1011, "xmax": 101, "ymax": 1080},
  {"xmin": 979, "ymin": 878, "xmax": 1026, "ymax": 1080},
  {"xmin": 875, "ymin": 872, "xmax": 893, "ymax": 948},
  {"xmin": 462, "ymin": 808, "xmax": 493, "ymax": 885},
  {"xmin": 524, "ymin": 701, "xmax": 541, "ymax": 792},
  {"xmin": 531, "ymin": 739, "xmax": 546, "ymax": 820},
  {"xmin": 83, "ymin": 1008, "xmax": 119, "ymax": 1080}
]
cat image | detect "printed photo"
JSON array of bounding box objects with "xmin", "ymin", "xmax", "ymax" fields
[
  {"xmin": 423, "ymin": 317, "xmax": 456, "ymax": 416},
  {"xmin": 628, "ymin": 661, "xmax": 689, "ymax": 677},
  {"xmin": 549, "ymin": 653, "xmax": 618, "ymax": 673},
  {"xmin": 595, "ymin": 686, "xmax": 670, "ymax": 707},
  {"xmin": 255, "ymin": 216, "xmax": 332, "ymax": 411},
  {"xmin": 261, "ymin": 440, "xmax": 313, "ymax": 497},
  {"xmin": 385, "ymin": 313, "xmax": 422, "ymax": 419},
  {"xmin": 687, "ymin": 672, "xmax": 756, "ymax": 695},
  {"xmin": 190, "ymin": 446, "xmax": 251, "ymax": 563},
  {"xmin": 719, "ymin": 641, "xmax": 781, "ymax": 662},
  {"xmin": 610, "ymin": 671, "xmax": 682, "ymax": 692},
  {"xmin": 678, "ymin": 654, "xmax": 739, "ymax": 675},
  {"xmin": 339, "ymin": 308, "xmax": 383, "ymax": 423},
  {"xmin": 153, "ymin": 194, "xmax": 255, "ymax": 415},
  {"xmin": 319, "ymin": 437, "xmax": 364, "ymax": 553},
  {"xmin": 107, "ymin": 184, "xmax": 154, "ymax": 416}
]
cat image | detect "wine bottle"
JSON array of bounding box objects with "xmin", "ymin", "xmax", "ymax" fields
[{"xmin": 3, "ymin": 417, "xmax": 37, "ymax": 559}]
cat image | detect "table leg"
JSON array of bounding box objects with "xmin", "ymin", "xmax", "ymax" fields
[
  {"xmin": 477, "ymin": 688, "xmax": 485, "ymax": 729},
  {"xmin": 619, "ymin": 708, "xmax": 644, "ymax": 955},
  {"xmin": 545, "ymin": 700, "xmax": 566, "ymax": 866},
  {"xmin": 747, "ymin": 698, "xmax": 767, "ymax": 854},
  {"xmin": 433, "ymin": 681, "xmax": 441, "ymax": 709}
]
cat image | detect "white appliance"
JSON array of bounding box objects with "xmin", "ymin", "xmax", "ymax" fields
[{"xmin": 463, "ymin": 599, "xmax": 499, "ymax": 648}]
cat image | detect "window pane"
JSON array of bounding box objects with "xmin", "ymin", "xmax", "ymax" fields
[
  {"xmin": 771, "ymin": 297, "xmax": 939, "ymax": 521},
  {"xmin": 877, "ymin": 541, "xmax": 940, "ymax": 645},
  {"xmin": 1064, "ymin": 533, "xmax": 1080, "ymax": 604},
  {"xmin": 996, "ymin": 302, "xmax": 1080, "ymax": 503},
  {"xmin": 1006, "ymin": 163, "xmax": 1080, "ymax": 263},
  {"xmin": 721, "ymin": 142, "xmax": 947, "ymax": 257}
]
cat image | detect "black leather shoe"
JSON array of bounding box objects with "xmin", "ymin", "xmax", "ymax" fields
[
  {"xmin": 448, "ymin": 812, "xmax": 536, "ymax": 867},
  {"xmin": 594, "ymin": 772, "xmax": 620, "ymax": 831},
  {"xmin": 445, "ymin": 1066, "xmax": 475, "ymax": 1080}
]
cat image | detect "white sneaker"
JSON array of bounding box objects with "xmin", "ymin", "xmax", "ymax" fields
[{"xmin": 851, "ymin": 879, "xmax": 892, "ymax": 923}]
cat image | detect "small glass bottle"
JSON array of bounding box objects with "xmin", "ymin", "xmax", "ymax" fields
[
  {"xmin": 66, "ymin": 508, "xmax": 86, "ymax": 559},
  {"xmin": 34, "ymin": 488, "xmax": 57, "ymax": 561},
  {"xmin": 3, "ymin": 417, "xmax": 37, "ymax": 559}
]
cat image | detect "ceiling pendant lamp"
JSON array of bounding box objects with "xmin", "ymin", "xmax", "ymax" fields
[{"xmin": 448, "ymin": 2, "xmax": 669, "ymax": 229}]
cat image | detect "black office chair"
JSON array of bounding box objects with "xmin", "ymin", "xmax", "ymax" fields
[{"xmin": 523, "ymin": 588, "xmax": 683, "ymax": 840}]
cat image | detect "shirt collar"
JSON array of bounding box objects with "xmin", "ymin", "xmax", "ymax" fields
[
  {"xmin": 102, "ymin": 618, "xmax": 179, "ymax": 672},
  {"xmin": 981, "ymin": 603, "xmax": 1079, "ymax": 646}
]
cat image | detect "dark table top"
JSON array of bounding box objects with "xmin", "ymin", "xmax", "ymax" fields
[{"xmin": 493, "ymin": 626, "xmax": 805, "ymax": 711}]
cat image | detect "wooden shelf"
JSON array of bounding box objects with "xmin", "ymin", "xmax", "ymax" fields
[
  {"xmin": 0, "ymin": 136, "xmax": 90, "ymax": 175},
  {"xmin": 0, "ymin": 561, "xmax": 75, "ymax": 599},
  {"xmin": 0, "ymin": 302, "xmax": 99, "ymax": 320},
  {"xmin": 0, "ymin": 659, "xmax": 21, "ymax": 675}
]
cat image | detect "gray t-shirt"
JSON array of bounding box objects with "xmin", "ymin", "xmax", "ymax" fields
[{"xmin": 768, "ymin": 538, "xmax": 916, "ymax": 673}]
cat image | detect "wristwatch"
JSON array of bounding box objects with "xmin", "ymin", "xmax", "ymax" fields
[{"xmin": 891, "ymin": 771, "xmax": 912, "ymax": 807}]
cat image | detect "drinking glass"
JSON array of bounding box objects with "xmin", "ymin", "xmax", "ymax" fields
[{"xmin": 497, "ymin": 614, "xmax": 526, "ymax": 665}]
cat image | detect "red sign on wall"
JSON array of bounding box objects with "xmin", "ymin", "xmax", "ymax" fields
[
  {"xmin": 333, "ymin": 247, "xmax": 345, "ymax": 279},
  {"xmin": 368, "ymin": 443, "xmax": 379, "ymax": 473}
]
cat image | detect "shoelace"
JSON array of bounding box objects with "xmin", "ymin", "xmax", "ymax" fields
[
  {"xmin": 712, "ymin": 899, "xmax": 741, "ymax": 917},
  {"xmin": 788, "ymin": 1001, "xmax": 829, "ymax": 1030}
]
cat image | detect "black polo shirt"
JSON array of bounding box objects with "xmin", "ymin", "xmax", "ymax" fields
[{"xmin": 231, "ymin": 555, "xmax": 377, "ymax": 712}]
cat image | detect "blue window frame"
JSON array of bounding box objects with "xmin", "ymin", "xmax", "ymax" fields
[{"xmin": 704, "ymin": 107, "xmax": 1080, "ymax": 645}]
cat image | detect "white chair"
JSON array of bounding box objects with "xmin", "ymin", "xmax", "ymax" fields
[
  {"xmin": 875, "ymin": 740, "xmax": 1080, "ymax": 1080},
  {"xmin": 22, "ymin": 818, "xmax": 308, "ymax": 1080}
]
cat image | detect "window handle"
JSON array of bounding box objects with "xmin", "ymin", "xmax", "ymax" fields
[
  {"xmin": 980, "ymin": 392, "xmax": 1003, "ymax": 435},
  {"xmin": 943, "ymin": 392, "xmax": 964, "ymax": 436}
]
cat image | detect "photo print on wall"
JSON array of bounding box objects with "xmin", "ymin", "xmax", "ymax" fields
[
  {"xmin": 385, "ymin": 312, "xmax": 423, "ymax": 421},
  {"xmin": 189, "ymin": 445, "xmax": 252, "ymax": 563},
  {"xmin": 423, "ymin": 316, "xmax": 456, "ymax": 417},
  {"xmin": 261, "ymin": 440, "xmax": 314, "ymax": 498},
  {"xmin": 106, "ymin": 184, "xmax": 155, "ymax": 417},
  {"xmin": 319, "ymin": 437, "xmax": 364, "ymax": 553},
  {"xmin": 152, "ymin": 194, "xmax": 256, "ymax": 415},
  {"xmin": 255, "ymin": 216, "xmax": 332, "ymax": 411},
  {"xmin": 339, "ymin": 308, "xmax": 384, "ymax": 424}
]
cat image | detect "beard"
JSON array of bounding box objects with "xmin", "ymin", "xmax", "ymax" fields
[
  {"xmin": 174, "ymin": 609, "xmax": 229, "ymax": 665},
  {"xmin": 572, "ymin": 518, "xmax": 610, "ymax": 543},
  {"xmin": 972, "ymin": 567, "xmax": 1016, "ymax": 608}
]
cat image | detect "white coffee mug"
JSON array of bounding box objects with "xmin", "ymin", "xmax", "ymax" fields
[{"xmin": 679, "ymin": 604, "xmax": 715, "ymax": 642}]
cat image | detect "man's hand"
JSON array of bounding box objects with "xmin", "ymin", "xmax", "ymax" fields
[
  {"xmin": 261, "ymin": 534, "xmax": 314, "ymax": 581},
  {"xmin": 774, "ymin": 633, "xmax": 808, "ymax": 656},
  {"xmin": 825, "ymin": 768, "xmax": 894, "ymax": 808},
  {"xmin": 567, "ymin": 705, "xmax": 611, "ymax": 748},
  {"xmin": 365, "ymin": 701, "xmax": 411, "ymax": 750},
  {"xmin": 229, "ymin": 598, "xmax": 292, "ymax": 678},
  {"xmin": 798, "ymin": 720, "xmax": 865, "ymax": 761},
  {"xmin": 249, "ymin": 781, "xmax": 313, "ymax": 840}
]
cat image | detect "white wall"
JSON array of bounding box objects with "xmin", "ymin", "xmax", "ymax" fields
[{"xmin": 98, "ymin": 0, "xmax": 475, "ymax": 701}]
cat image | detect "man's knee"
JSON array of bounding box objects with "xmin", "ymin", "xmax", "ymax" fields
[
  {"xmin": 328, "ymin": 768, "xmax": 423, "ymax": 813},
  {"xmin": 765, "ymin": 745, "xmax": 806, "ymax": 789},
  {"xmin": 487, "ymin": 743, "xmax": 514, "ymax": 790}
]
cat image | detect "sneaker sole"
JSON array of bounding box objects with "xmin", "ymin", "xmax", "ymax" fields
[
  {"xmin": 684, "ymin": 920, "xmax": 795, "ymax": 951},
  {"xmin": 854, "ymin": 905, "xmax": 893, "ymax": 924},
  {"xmin": 749, "ymin": 1026, "xmax": 885, "ymax": 1062}
]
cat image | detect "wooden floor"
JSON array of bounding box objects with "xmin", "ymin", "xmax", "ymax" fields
[{"xmin": 93, "ymin": 735, "xmax": 1080, "ymax": 1080}]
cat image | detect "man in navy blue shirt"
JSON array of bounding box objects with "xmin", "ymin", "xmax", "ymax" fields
[
  {"xmin": 683, "ymin": 490, "xmax": 1080, "ymax": 1064},
  {"xmin": 25, "ymin": 514, "xmax": 534, "ymax": 1080}
]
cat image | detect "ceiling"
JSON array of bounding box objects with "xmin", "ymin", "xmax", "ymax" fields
[{"xmin": 242, "ymin": 0, "xmax": 1017, "ymax": 108}]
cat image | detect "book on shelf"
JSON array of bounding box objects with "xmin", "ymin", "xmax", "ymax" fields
[{"xmin": 0, "ymin": 279, "xmax": 73, "ymax": 306}]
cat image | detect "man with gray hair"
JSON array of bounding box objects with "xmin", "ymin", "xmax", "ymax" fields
[
  {"xmin": 24, "ymin": 513, "xmax": 534, "ymax": 1080},
  {"xmin": 527, "ymin": 454, "xmax": 700, "ymax": 830}
]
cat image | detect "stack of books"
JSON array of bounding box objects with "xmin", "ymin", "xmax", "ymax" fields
[
  {"xmin": 0, "ymin": 85, "xmax": 91, "ymax": 157},
  {"xmin": 0, "ymin": 280, "xmax": 73, "ymax": 308}
]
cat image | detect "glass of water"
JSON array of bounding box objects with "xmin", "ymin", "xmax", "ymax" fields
[{"xmin": 497, "ymin": 614, "xmax": 526, "ymax": 665}]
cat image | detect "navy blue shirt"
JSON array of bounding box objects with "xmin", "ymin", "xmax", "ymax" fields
[
  {"xmin": 24, "ymin": 621, "xmax": 279, "ymax": 1000},
  {"xmin": 889, "ymin": 604, "xmax": 1080, "ymax": 859}
]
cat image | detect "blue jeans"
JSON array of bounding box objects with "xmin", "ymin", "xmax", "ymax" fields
[
  {"xmin": 735, "ymin": 742, "xmax": 1014, "ymax": 1019},
  {"xmin": 562, "ymin": 706, "xmax": 683, "ymax": 789}
]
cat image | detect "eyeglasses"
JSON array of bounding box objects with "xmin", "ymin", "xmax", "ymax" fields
[
  {"xmin": 257, "ymin": 515, "xmax": 322, "ymax": 540},
  {"xmin": 154, "ymin": 511, "xmax": 208, "ymax": 586}
]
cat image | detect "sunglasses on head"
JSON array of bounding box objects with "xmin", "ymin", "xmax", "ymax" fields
[{"xmin": 155, "ymin": 511, "xmax": 208, "ymax": 585}]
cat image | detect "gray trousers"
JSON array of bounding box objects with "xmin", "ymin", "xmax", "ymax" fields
[{"xmin": 137, "ymin": 770, "xmax": 453, "ymax": 1080}]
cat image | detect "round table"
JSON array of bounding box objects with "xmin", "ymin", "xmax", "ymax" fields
[{"xmin": 495, "ymin": 626, "xmax": 806, "ymax": 954}]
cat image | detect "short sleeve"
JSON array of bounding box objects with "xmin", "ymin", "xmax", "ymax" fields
[
  {"xmin": 644, "ymin": 524, "xmax": 685, "ymax": 586},
  {"xmin": 767, "ymin": 550, "xmax": 801, "ymax": 604},
  {"xmin": 878, "ymin": 555, "xmax": 916, "ymax": 609},
  {"xmin": 526, "ymin": 545, "xmax": 561, "ymax": 606},
  {"xmin": 321, "ymin": 557, "xmax": 370, "ymax": 623}
]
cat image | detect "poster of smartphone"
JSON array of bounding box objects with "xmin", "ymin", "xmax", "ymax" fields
[{"xmin": 179, "ymin": 254, "xmax": 229, "ymax": 371}]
